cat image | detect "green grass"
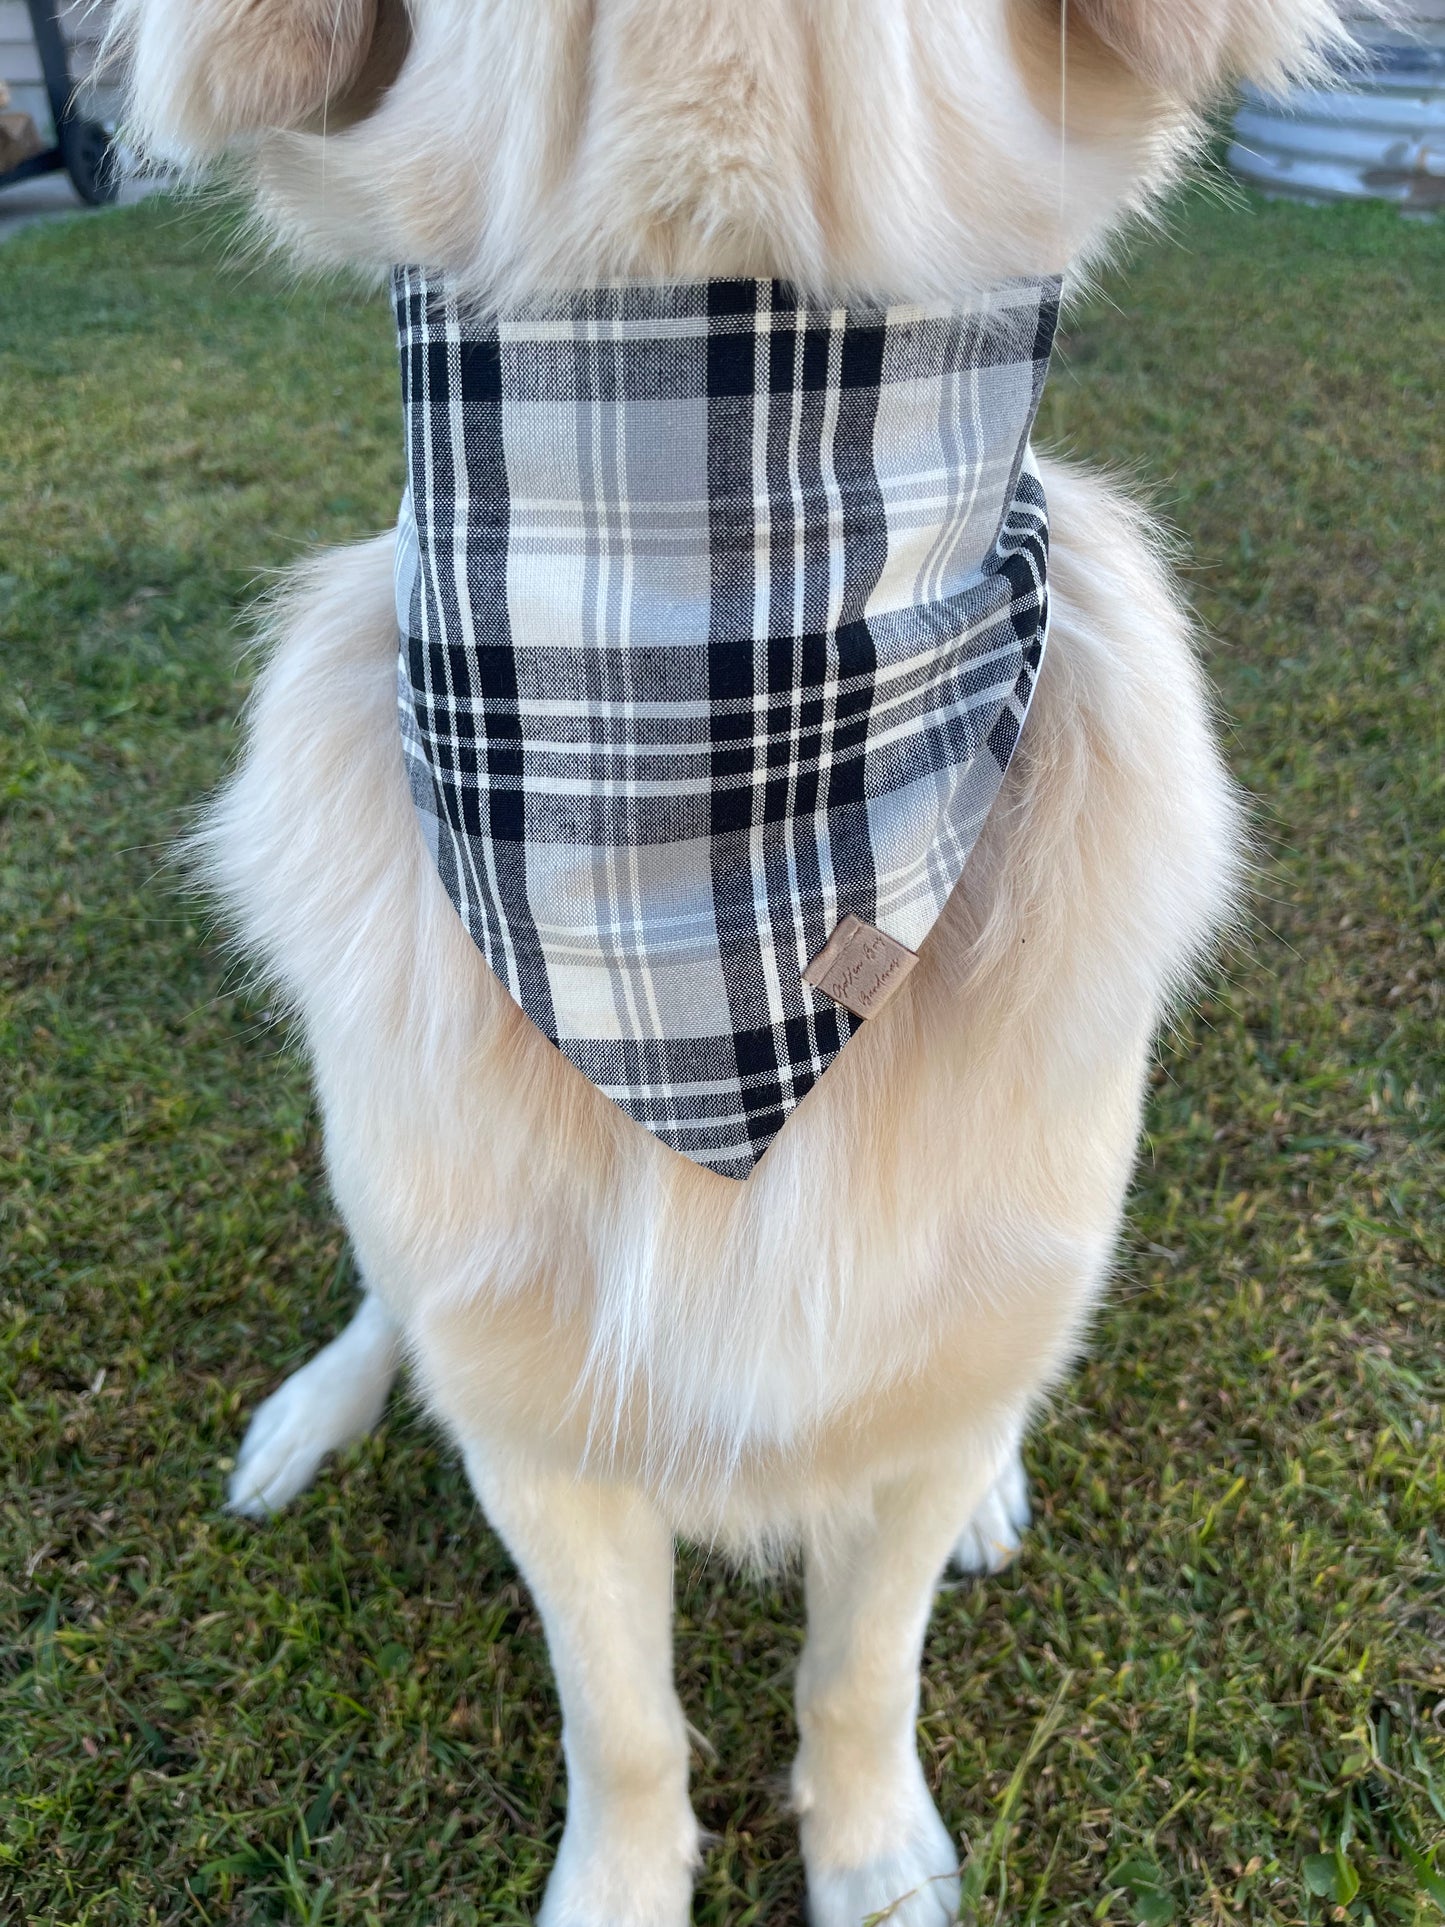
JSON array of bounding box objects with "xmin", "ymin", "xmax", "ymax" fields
[{"xmin": 2, "ymin": 185, "xmax": 1442, "ymax": 1927}]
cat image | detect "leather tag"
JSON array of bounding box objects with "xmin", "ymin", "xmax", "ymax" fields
[{"xmin": 803, "ymin": 915, "xmax": 919, "ymax": 1019}]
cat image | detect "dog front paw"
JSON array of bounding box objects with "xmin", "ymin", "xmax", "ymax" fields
[
  {"xmin": 536, "ymin": 1802, "xmax": 698, "ymax": 1927},
  {"xmin": 803, "ymin": 1799, "xmax": 960, "ymax": 1927}
]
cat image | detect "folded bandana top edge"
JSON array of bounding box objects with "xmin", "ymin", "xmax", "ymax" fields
[{"xmin": 393, "ymin": 269, "xmax": 1061, "ymax": 1179}]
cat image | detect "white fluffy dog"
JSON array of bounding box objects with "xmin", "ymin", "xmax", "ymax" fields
[{"xmin": 111, "ymin": 4, "xmax": 1357, "ymax": 1922}]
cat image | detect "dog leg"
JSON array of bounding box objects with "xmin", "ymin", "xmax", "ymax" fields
[
  {"xmin": 950, "ymin": 1435, "xmax": 1031, "ymax": 1577},
  {"xmin": 795, "ymin": 1452, "xmax": 1007, "ymax": 1927},
  {"xmin": 228, "ymin": 1291, "xmax": 401, "ymax": 1518},
  {"xmin": 462, "ymin": 1446, "xmax": 698, "ymax": 1927}
]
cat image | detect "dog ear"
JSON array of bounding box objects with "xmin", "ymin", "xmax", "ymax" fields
[
  {"xmin": 114, "ymin": 0, "xmax": 396, "ymax": 162},
  {"xmin": 1060, "ymin": 0, "xmax": 1352, "ymax": 98},
  {"xmin": 1065, "ymin": 0, "xmax": 1229, "ymax": 94}
]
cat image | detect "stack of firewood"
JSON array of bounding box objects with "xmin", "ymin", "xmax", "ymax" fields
[{"xmin": 0, "ymin": 77, "xmax": 45, "ymax": 173}]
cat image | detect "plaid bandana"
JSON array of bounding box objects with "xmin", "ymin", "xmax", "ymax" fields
[{"xmin": 393, "ymin": 269, "xmax": 1059, "ymax": 1178}]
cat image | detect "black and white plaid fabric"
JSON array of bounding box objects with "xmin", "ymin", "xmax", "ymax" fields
[{"xmin": 393, "ymin": 268, "xmax": 1059, "ymax": 1178}]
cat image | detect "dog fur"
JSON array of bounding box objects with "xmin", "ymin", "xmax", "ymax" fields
[{"xmin": 110, "ymin": 4, "xmax": 1358, "ymax": 1921}]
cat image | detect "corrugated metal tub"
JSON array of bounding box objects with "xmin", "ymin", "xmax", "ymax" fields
[{"xmin": 1229, "ymin": 13, "xmax": 1445, "ymax": 210}]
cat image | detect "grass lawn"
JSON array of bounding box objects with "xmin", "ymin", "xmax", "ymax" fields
[{"xmin": 1, "ymin": 185, "xmax": 1442, "ymax": 1927}]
